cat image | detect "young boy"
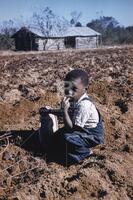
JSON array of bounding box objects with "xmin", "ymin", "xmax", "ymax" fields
[{"xmin": 39, "ymin": 69, "xmax": 104, "ymax": 165}]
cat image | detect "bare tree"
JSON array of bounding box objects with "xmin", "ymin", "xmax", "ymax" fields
[
  {"xmin": 0, "ymin": 17, "xmax": 31, "ymax": 50},
  {"xmin": 0, "ymin": 20, "xmax": 17, "ymax": 36},
  {"xmin": 32, "ymin": 7, "xmax": 55, "ymax": 37},
  {"xmin": 31, "ymin": 7, "xmax": 70, "ymax": 50},
  {"xmin": 70, "ymin": 11, "xmax": 82, "ymax": 27},
  {"xmin": 0, "ymin": 19, "xmax": 18, "ymax": 49}
]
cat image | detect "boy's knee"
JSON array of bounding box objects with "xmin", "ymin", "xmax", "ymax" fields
[{"xmin": 64, "ymin": 134, "xmax": 84, "ymax": 147}]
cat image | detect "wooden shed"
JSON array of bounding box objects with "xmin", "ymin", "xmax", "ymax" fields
[
  {"xmin": 11, "ymin": 27, "xmax": 40, "ymax": 51},
  {"xmin": 12, "ymin": 27, "xmax": 101, "ymax": 51}
]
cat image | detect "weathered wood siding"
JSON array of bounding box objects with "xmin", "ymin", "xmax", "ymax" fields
[
  {"xmin": 37, "ymin": 38, "xmax": 64, "ymax": 50},
  {"xmin": 37, "ymin": 36, "xmax": 99, "ymax": 50},
  {"xmin": 76, "ymin": 36, "xmax": 98, "ymax": 49},
  {"xmin": 37, "ymin": 39, "xmax": 44, "ymax": 51}
]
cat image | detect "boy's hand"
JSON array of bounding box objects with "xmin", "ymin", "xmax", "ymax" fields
[
  {"xmin": 62, "ymin": 97, "xmax": 73, "ymax": 129},
  {"xmin": 62, "ymin": 97, "xmax": 70, "ymax": 111}
]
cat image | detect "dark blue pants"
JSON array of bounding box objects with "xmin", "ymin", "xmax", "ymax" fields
[{"xmin": 39, "ymin": 115, "xmax": 104, "ymax": 163}]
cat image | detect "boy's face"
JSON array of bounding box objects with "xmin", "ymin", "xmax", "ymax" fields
[{"xmin": 64, "ymin": 78, "xmax": 86, "ymax": 101}]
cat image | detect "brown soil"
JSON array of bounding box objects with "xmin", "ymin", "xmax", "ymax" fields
[{"xmin": 0, "ymin": 46, "xmax": 133, "ymax": 200}]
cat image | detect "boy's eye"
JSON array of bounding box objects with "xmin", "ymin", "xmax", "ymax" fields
[{"xmin": 72, "ymin": 86, "xmax": 78, "ymax": 91}]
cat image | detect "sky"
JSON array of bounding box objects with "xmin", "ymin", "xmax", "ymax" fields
[{"xmin": 0, "ymin": 0, "xmax": 133, "ymax": 27}]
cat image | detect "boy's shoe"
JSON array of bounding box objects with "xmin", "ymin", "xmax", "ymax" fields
[
  {"xmin": 66, "ymin": 149, "xmax": 93, "ymax": 167},
  {"xmin": 78, "ymin": 149, "xmax": 93, "ymax": 164}
]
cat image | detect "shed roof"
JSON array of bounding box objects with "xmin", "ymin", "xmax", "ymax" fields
[
  {"xmin": 30, "ymin": 26, "xmax": 100, "ymax": 38},
  {"xmin": 12, "ymin": 26, "xmax": 100, "ymax": 39},
  {"xmin": 11, "ymin": 27, "xmax": 39, "ymax": 38},
  {"xmin": 61, "ymin": 27, "xmax": 100, "ymax": 37}
]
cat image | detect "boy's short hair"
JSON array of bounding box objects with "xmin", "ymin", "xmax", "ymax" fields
[{"xmin": 64, "ymin": 69, "xmax": 89, "ymax": 87}]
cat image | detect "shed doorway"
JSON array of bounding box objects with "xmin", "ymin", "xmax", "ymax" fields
[{"xmin": 64, "ymin": 36, "xmax": 76, "ymax": 48}]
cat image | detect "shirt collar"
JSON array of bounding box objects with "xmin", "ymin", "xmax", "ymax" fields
[{"xmin": 76, "ymin": 93, "xmax": 88, "ymax": 104}]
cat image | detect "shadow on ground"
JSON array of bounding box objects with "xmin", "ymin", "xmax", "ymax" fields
[{"xmin": 0, "ymin": 130, "xmax": 67, "ymax": 166}]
